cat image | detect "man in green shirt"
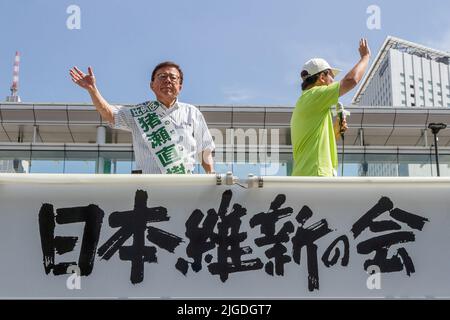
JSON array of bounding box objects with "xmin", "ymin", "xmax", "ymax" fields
[{"xmin": 290, "ymin": 38, "xmax": 371, "ymax": 176}]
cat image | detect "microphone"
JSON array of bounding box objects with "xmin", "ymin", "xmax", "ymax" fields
[
  {"xmin": 336, "ymin": 102, "xmax": 350, "ymax": 135},
  {"xmin": 335, "ymin": 102, "xmax": 350, "ymax": 177}
]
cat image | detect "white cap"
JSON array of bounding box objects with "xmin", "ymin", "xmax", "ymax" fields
[{"xmin": 301, "ymin": 58, "xmax": 341, "ymax": 81}]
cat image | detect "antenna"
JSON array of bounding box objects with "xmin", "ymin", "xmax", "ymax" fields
[{"xmin": 6, "ymin": 51, "xmax": 21, "ymax": 102}]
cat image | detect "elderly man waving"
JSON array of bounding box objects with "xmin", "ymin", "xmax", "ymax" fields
[{"xmin": 70, "ymin": 61, "xmax": 215, "ymax": 174}]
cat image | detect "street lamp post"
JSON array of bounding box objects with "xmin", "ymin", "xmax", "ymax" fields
[{"xmin": 428, "ymin": 123, "xmax": 447, "ymax": 177}]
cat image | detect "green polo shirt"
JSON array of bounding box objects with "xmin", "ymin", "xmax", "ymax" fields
[{"xmin": 290, "ymin": 81, "xmax": 340, "ymax": 176}]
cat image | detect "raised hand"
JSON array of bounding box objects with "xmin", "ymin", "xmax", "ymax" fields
[
  {"xmin": 359, "ymin": 38, "xmax": 371, "ymax": 59},
  {"xmin": 69, "ymin": 66, "xmax": 96, "ymax": 91}
]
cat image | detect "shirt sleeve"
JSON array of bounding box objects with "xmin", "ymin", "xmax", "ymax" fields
[
  {"xmin": 194, "ymin": 110, "xmax": 215, "ymax": 154},
  {"xmin": 314, "ymin": 81, "xmax": 340, "ymax": 114},
  {"xmin": 108, "ymin": 105, "xmax": 132, "ymax": 131}
]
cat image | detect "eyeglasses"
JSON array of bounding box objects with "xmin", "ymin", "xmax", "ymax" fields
[{"xmin": 155, "ymin": 73, "xmax": 181, "ymax": 82}]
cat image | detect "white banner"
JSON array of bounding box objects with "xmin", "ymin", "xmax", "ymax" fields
[{"xmin": 0, "ymin": 174, "xmax": 449, "ymax": 298}]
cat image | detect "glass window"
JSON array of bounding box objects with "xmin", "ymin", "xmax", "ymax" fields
[
  {"xmin": 64, "ymin": 151, "xmax": 98, "ymax": 174},
  {"xmin": 262, "ymin": 161, "xmax": 289, "ymax": 176},
  {"xmin": 4, "ymin": 148, "xmax": 450, "ymax": 178},
  {"xmin": 0, "ymin": 150, "xmax": 31, "ymax": 173},
  {"xmin": 363, "ymin": 154, "xmax": 398, "ymax": 177},
  {"xmin": 99, "ymin": 151, "xmax": 134, "ymax": 174},
  {"xmin": 232, "ymin": 162, "xmax": 267, "ymax": 178},
  {"xmin": 433, "ymin": 155, "xmax": 450, "ymax": 177},
  {"xmin": 207, "ymin": 162, "xmax": 233, "ymax": 175},
  {"xmin": 338, "ymin": 153, "xmax": 364, "ymax": 177},
  {"xmin": 398, "ymin": 154, "xmax": 432, "ymax": 176},
  {"xmin": 29, "ymin": 150, "xmax": 64, "ymax": 173},
  {"xmin": 208, "ymin": 152, "xmax": 234, "ymax": 175}
]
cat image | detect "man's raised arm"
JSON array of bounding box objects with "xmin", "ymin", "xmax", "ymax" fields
[
  {"xmin": 339, "ymin": 38, "xmax": 371, "ymax": 97},
  {"xmin": 69, "ymin": 66, "xmax": 114, "ymax": 124}
]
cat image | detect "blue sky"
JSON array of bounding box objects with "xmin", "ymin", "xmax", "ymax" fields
[{"xmin": 1, "ymin": 0, "xmax": 450, "ymax": 107}]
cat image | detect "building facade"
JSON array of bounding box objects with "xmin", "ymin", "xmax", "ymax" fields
[
  {"xmin": 353, "ymin": 36, "xmax": 450, "ymax": 108},
  {"xmin": 1, "ymin": 103, "xmax": 450, "ymax": 177}
]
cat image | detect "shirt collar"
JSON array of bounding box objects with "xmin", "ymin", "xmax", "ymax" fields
[{"xmin": 156, "ymin": 99, "xmax": 179, "ymax": 113}]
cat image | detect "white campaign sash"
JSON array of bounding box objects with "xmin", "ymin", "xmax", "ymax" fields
[{"xmin": 130, "ymin": 101, "xmax": 190, "ymax": 174}]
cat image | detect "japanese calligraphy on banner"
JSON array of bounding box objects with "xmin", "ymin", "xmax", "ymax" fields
[{"xmin": 0, "ymin": 174, "xmax": 449, "ymax": 298}]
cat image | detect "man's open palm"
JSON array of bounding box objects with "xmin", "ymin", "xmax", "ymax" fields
[
  {"xmin": 70, "ymin": 66, "xmax": 96, "ymax": 91},
  {"xmin": 359, "ymin": 38, "xmax": 371, "ymax": 58}
]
